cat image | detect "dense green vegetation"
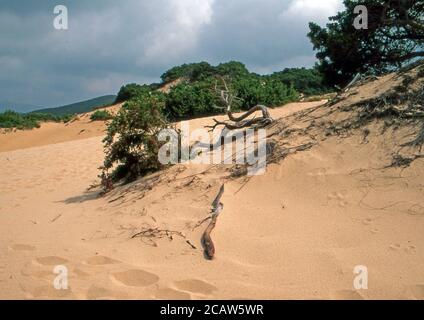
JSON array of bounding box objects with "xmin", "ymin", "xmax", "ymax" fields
[
  {"xmin": 1, "ymin": 95, "xmax": 116, "ymax": 130},
  {"xmin": 115, "ymin": 84, "xmax": 153, "ymax": 103},
  {"xmin": 32, "ymin": 95, "xmax": 116, "ymax": 116},
  {"xmin": 308, "ymin": 0, "xmax": 424, "ymax": 86},
  {"xmin": 164, "ymin": 79, "xmax": 217, "ymax": 119},
  {"xmin": 160, "ymin": 61, "xmax": 250, "ymax": 83},
  {"xmin": 101, "ymin": 60, "xmax": 331, "ymax": 184},
  {"xmin": 90, "ymin": 110, "xmax": 113, "ymax": 121},
  {"xmin": 114, "ymin": 62, "xmax": 331, "ymax": 121},
  {"xmin": 269, "ymin": 68, "xmax": 330, "ymax": 96},
  {"xmin": 158, "ymin": 61, "xmax": 332, "ymax": 120},
  {"xmin": 0, "ymin": 110, "xmax": 73, "ymax": 130},
  {"xmin": 102, "ymin": 93, "xmax": 169, "ymax": 185},
  {"xmin": 162, "ymin": 62, "xmax": 322, "ymax": 119}
]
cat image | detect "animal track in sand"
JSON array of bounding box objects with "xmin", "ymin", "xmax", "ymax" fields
[
  {"xmin": 174, "ymin": 279, "xmax": 218, "ymax": 295},
  {"xmin": 9, "ymin": 244, "xmax": 36, "ymax": 251},
  {"xmin": 404, "ymin": 245, "xmax": 416, "ymax": 254},
  {"xmin": 308, "ymin": 167, "xmax": 329, "ymax": 182},
  {"xmin": 389, "ymin": 243, "xmax": 416, "ymax": 254},
  {"xmin": 389, "ymin": 244, "xmax": 402, "ymax": 251},
  {"xmin": 111, "ymin": 269, "xmax": 159, "ymax": 287},
  {"xmin": 327, "ymin": 191, "xmax": 349, "ymax": 208},
  {"xmin": 84, "ymin": 256, "xmax": 121, "ymax": 265},
  {"xmin": 154, "ymin": 287, "xmax": 191, "ymax": 300},
  {"xmin": 35, "ymin": 256, "xmax": 68, "ymax": 266},
  {"xmin": 331, "ymin": 290, "xmax": 364, "ymax": 300},
  {"xmin": 407, "ymin": 204, "xmax": 424, "ymax": 216}
]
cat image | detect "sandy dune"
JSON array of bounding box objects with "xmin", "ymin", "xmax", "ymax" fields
[
  {"xmin": 0, "ymin": 103, "xmax": 124, "ymax": 153},
  {"xmin": 0, "ymin": 73, "xmax": 423, "ymax": 300}
]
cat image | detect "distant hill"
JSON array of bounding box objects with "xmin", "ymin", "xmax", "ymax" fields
[
  {"xmin": 0, "ymin": 101, "xmax": 42, "ymax": 113},
  {"xmin": 31, "ymin": 95, "xmax": 117, "ymax": 116}
]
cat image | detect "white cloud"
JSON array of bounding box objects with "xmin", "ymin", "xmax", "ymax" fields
[
  {"xmin": 82, "ymin": 73, "xmax": 156, "ymax": 94},
  {"xmin": 1, "ymin": 0, "xmax": 343, "ymax": 106},
  {"xmin": 141, "ymin": 0, "xmax": 214, "ymax": 63},
  {"xmin": 280, "ymin": 0, "xmax": 343, "ymax": 21}
]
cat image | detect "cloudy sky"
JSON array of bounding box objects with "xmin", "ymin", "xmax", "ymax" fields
[{"xmin": 0, "ymin": 0, "xmax": 344, "ymax": 108}]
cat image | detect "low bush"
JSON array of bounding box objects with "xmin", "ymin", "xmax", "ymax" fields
[
  {"xmin": 0, "ymin": 110, "xmax": 73, "ymax": 130},
  {"xmin": 102, "ymin": 94, "xmax": 169, "ymax": 184},
  {"xmin": 90, "ymin": 110, "xmax": 113, "ymax": 121}
]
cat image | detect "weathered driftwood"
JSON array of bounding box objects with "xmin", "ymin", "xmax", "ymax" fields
[
  {"xmin": 202, "ymin": 184, "xmax": 224, "ymax": 259},
  {"xmin": 207, "ymin": 79, "xmax": 273, "ymax": 132}
]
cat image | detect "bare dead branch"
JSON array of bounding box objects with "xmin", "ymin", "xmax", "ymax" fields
[{"xmin": 202, "ymin": 184, "xmax": 225, "ymax": 259}]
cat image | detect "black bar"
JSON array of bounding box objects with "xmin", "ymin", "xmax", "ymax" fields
[{"xmin": 0, "ymin": 300, "xmax": 422, "ymax": 319}]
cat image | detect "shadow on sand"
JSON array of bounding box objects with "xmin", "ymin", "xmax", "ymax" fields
[{"xmin": 60, "ymin": 190, "xmax": 100, "ymax": 204}]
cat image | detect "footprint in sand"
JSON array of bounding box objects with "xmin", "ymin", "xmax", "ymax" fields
[
  {"xmin": 9, "ymin": 244, "xmax": 36, "ymax": 251},
  {"xmin": 84, "ymin": 256, "xmax": 121, "ymax": 265},
  {"xmin": 411, "ymin": 284, "xmax": 424, "ymax": 299},
  {"xmin": 73, "ymin": 267, "xmax": 91, "ymax": 278},
  {"xmin": 154, "ymin": 287, "xmax": 191, "ymax": 300},
  {"xmin": 35, "ymin": 256, "xmax": 68, "ymax": 266},
  {"xmin": 86, "ymin": 285, "xmax": 120, "ymax": 300},
  {"xmin": 331, "ymin": 290, "xmax": 364, "ymax": 300},
  {"xmin": 21, "ymin": 263, "xmax": 53, "ymax": 279},
  {"xmin": 25, "ymin": 285, "xmax": 73, "ymax": 299},
  {"xmin": 174, "ymin": 279, "xmax": 217, "ymax": 295},
  {"xmin": 405, "ymin": 245, "xmax": 416, "ymax": 254},
  {"xmin": 111, "ymin": 269, "xmax": 159, "ymax": 287}
]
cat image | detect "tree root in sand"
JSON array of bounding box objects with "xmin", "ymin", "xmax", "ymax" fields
[{"xmin": 202, "ymin": 184, "xmax": 224, "ymax": 260}]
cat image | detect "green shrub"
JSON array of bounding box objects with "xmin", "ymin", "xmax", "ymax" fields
[
  {"xmin": 102, "ymin": 94, "xmax": 169, "ymax": 184},
  {"xmin": 0, "ymin": 110, "xmax": 73, "ymax": 130},
  {"xmin": 163, "ymin": 74, "xmax": 299, "ymax": 119},
  {"xmin": 115, "ymin": 61, "xmax": 332, "ymax": 121},
  {"xmin": 90, "ymin": 110, "xmax": 113, "ymax": 121},
  {"xmin": 61, "ymin": 114, "xmax": 75, "ymax": 123},
  {"xmin": 164, "ymin": 80, "xmax": 217, "ymax": 119},
  {"xmin": 215, "ymin": 61, "xmax": 249, "ymax": 78},
  {"xmin": 115, "ymin": 83, "xmax": 152, "ymax": 103},
  {"xmin": 232, "ymin": 76, "xmax": 299, "ymax": 109},
  {"xmin": 160, "ymin": 62, "xmax": 216, "ymax": 83},
  {"xmin": 269, "ymin": 68, "xmax": 332, "ymax": 96}
]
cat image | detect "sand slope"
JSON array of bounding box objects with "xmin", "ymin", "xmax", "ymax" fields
[
  {"xmin": 0, "ymin": 103, "xmax": 124, "ymax": 153},
  {"xmin": 0, "ymin": 76, "xmax": 423, "ymax": 299}
]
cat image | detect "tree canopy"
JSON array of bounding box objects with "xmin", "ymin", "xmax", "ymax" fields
[
  {"xmin": 308, "ymin": 0, "xmax": 424, "ymax": 86},
  {"xmin": 113, "ymin": 61, "xmax": 332, "ymax": 121}
]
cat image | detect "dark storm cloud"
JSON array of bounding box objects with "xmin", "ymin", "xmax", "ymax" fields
[{"xmin": 0, "ymin": 0, "xmax": 343, "ymax": 107}]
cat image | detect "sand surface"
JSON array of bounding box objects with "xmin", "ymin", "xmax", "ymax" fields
[{"xmin": 0, "ymin": 96, "xmax": 423, "ymax": 300}]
